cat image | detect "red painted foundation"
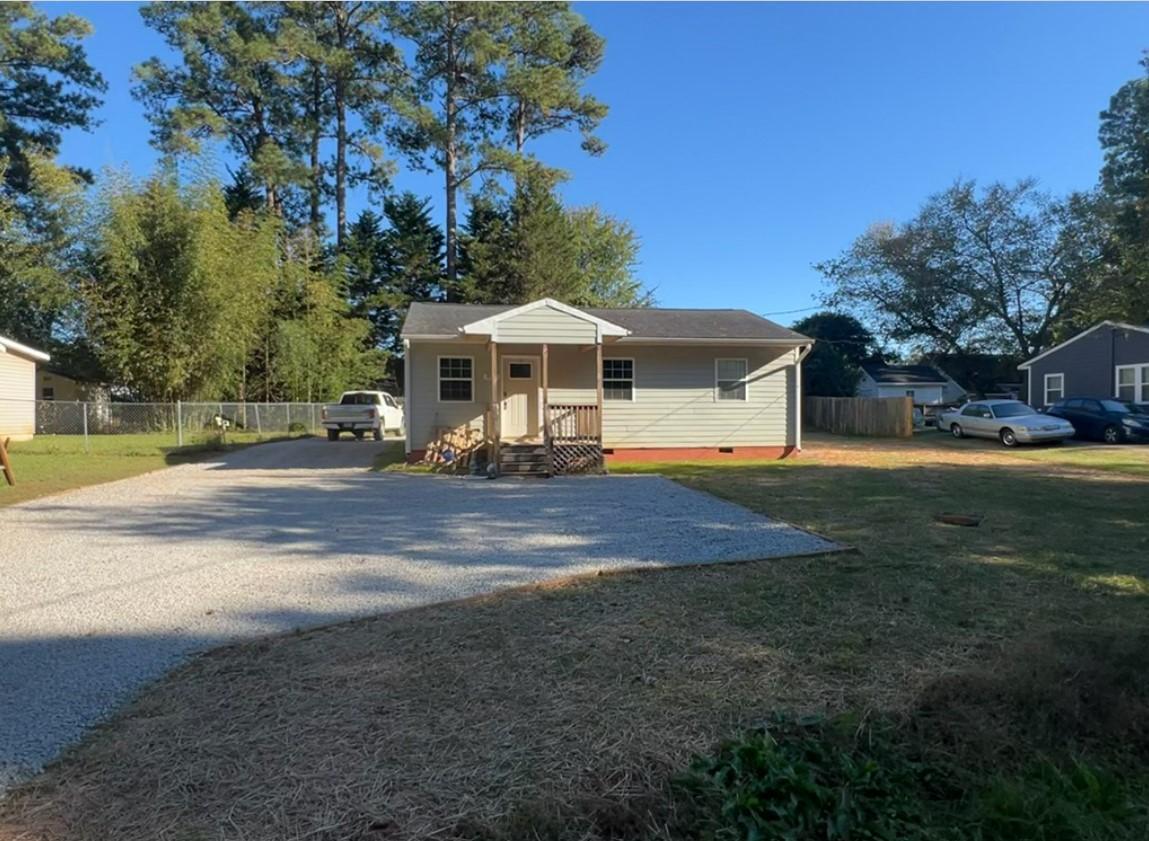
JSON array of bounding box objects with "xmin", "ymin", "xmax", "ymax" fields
[
  {"xmin": 406, "ymin": 449, "xmax": 427, "ymax": 464},
  {"xmin": 605, "ymin": 445, "xmax": 797, "ymax": 463}
]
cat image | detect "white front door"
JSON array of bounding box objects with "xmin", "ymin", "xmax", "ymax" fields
[{"xmin": 501, "ymin": 356, "xmax": 540, "ymax": 440}]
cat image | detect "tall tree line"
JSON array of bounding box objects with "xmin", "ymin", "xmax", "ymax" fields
[{"xmin": 0, "ymin": 1, "xmax": 649, "ymax": 400}]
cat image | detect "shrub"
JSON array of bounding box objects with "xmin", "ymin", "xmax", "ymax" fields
[
  {"xmin": 678, "ymin": 715, "xmax": 935, "ymax": 841},
  {"xmin": 287, "ymin": 421, "xmax": 308, "ymax": 434}
]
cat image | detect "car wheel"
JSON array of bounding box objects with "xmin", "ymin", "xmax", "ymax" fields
[
  {"xmin": 1000, "ymin": 428, "xmax": 1018, "ymax": 447},
  {"xmin": 326, "ymin": 429, "xmax": 339, "ymax": 442},
  {"xmin": 950, "ymin": 423, "xmax": 963, "ymax": 439},
  {"xmin": 1103, "ymin": 424, "xmax": 1122, "ymax": 445},
  {"xmin": 373, "ymin": 428, "xmax": 383, "ymax": 442}
]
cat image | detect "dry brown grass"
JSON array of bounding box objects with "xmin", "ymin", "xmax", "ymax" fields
[{"xmin": 2, "ymin": 433, "xmax": 1147, "ymax": 840}]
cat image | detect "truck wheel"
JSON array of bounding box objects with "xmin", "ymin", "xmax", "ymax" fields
[
  {"xmin": 327, "ymin": 429, "xmax": 339, "ymax": 442},
  {"xmin": 373, "ymin": 428, "xmax": 383, "ymax": 441}
]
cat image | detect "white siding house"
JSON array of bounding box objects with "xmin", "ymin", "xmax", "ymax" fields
[
  {"xmin": 0, "ymin": 334, "xmax": 51, "ymax": 441},
  {"xmin": 856, "ymin": 362, "xmax": 962, "ymax": 405},
  {"xmin": 401, "ymin": 299, "xmax": 812, "ymax": 470}
]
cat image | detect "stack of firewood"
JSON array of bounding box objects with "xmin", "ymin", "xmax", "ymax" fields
[{"xmin": 423, "ymin": 424, "xmax": 484, "ymax": 470}]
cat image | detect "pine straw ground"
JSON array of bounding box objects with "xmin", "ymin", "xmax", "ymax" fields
[{"xmin": 2, "ymin": 434, "xmax": 1148, "ymax": 840}]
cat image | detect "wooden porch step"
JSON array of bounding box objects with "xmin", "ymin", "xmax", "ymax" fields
[{"xmin": 498, "ymin": 443, "xmax": 551, "ymax": 476}]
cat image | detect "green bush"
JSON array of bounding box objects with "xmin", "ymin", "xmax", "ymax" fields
[
  {"xmin": 679, "ymin": 715, "xmax": 934, "ymax": 841},
  {"xmin": 287, "ymin": 421, "xmax": 308, "ymax": 434}
]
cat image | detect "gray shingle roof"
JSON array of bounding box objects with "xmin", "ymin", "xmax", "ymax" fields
[
  {"xmin": 402, "ymin": 302, "xmax": 810, "ymax": 342},
  {"xmin": 861, "ymin": 362, "xmax": 949, "ymax": 385}
]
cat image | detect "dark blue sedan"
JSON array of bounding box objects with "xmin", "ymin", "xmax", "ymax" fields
[{"xmin": 1046, "ymin": 398, "xmax": 1149, "ymax": 444}]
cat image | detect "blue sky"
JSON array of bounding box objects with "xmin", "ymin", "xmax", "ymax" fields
[{"xmin": 49, "ymin": 2, "xmax": 1149, "ymax": 324}]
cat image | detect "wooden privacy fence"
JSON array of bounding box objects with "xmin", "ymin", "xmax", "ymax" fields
[{"xmin": 805, "ymin": 396, "xmax": 914, "ymax": 438}]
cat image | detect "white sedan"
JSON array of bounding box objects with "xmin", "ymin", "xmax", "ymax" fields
[{"xmin": 938, "ymin": 399, "xmax": 1075, "ymax": 447}]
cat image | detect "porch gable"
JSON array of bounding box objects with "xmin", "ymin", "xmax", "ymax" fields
[{"xmin": 460, "ymin": 298, "xmax": 629, "ymax": 344}]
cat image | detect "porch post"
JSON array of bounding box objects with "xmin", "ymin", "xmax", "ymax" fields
[
  {"xmin": 595, "ymin": 342, "xmax": 604, "ymax": 450},
  {"xmin": 542, "ymin": 343, "xmax": 553, "ymax": 474},
  {"xmin": 489, "ymin": 340, "xmax": 500, "ymax": 468}
]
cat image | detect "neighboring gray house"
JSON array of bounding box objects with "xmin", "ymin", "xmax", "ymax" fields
[
  {"xmin": 856, "ymin": 362, "xmax": 965, "ymax": 405},
  {"xmin": 1019, "ymin": 320, "xmax": 1149, "ymax": 408},
  {"xmin": 400, "ymin": 298, "xmax": 813, "ymax": 472}
]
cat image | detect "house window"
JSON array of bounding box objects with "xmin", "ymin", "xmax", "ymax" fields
[
  {"xmin": 41, "ymin": 387, "xmax": 55, "ymax": 401},
  {"xmin": 1043, "ymin": 373, "xmax": 1064, "ymax": 405},
  {"xmin": 715, "ymin": 358, "xmax": 749, "ymax": 401},
  {"xmin": 1116, "ymin": 363, "xmax": 1149, "ymax": 403},
  {"xmin": 905, "ymin": 389, "xmax": 916, "ymax": 400},
  {"xmin": 438, "ymin": 357, "xmax": 473, "ymax": 402},
  {"xmin": 603, "ymin": 358, "xmax": 634, "ymax": 401},
  {"xmin": 508, "ymin": 362, "xmax": 533, "ymax": 379}
]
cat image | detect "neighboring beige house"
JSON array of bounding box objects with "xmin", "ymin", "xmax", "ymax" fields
[
  {"xmin": 36, "ymin": 368, "xmax": 108, "ymax": 402},
  {"xmin": 0, "ymin": 333, "xmax": 51, "ymax": 441},
  {"xmin": 400, "ymin": 298, "xmax": 813, "ymax": 474}
]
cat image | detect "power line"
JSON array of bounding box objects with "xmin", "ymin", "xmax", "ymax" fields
[{"xmin": 761, "ymin": 305, "xmax": 822, "ymax": 316}]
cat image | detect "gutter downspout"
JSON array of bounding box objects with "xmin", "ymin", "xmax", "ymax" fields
[{"xmin": 794, "ymin": 343, "xmax": 814, "ymax": 453}]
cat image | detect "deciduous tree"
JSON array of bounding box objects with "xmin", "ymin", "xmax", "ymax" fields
[{"xmin": 817, "ymin": 180, "xmax": 1107, "ymax": 358}]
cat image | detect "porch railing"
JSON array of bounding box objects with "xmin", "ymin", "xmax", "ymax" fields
[{"xmin": 545, "ymin": 403, "xmax": 603, "ymax": 473}]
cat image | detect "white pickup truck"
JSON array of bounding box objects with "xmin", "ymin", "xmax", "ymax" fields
[{"xmin": 321, "ymin": 391, "xmax": 404, "ymax": 441}]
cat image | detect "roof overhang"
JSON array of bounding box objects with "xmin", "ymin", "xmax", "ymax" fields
[
  {"xmin": 613, "ymin": 336, "xmax": 811, "ymax": 346},
  {"xmin": 0, "ymin": 334, "xmax": 50, "ymax": 362},
  {"xmin": 1019, "ymin": 320, "xmax": 1149, "ymax": 370},
  {"xmin": 459, "ymin": 298, "xmax": 630, "ymax": 342}
]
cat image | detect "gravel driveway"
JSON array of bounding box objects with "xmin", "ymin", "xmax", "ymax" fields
[{"xmin": 0, "ymin": 438, "xmax": 839, "ymax": 790}]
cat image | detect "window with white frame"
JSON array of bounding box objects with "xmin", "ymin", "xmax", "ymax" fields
[
  {"xmin": 602, "ymin": 358, "xmax": 634, "ymax": 401},
  {"xmin": 1043, "ymin": 372, "xmax": 1064, "ymax": 405},
  {"xmin": 716, "ymin": 358, "xmax": 749, "ymax": 401},
  {"xmin": 1116, "ymin": 363, "xmax": 1149, "ymax": 403},
  {"xmin": 438, "ymin": 357, "xmax": 473, "ymax": 402}
]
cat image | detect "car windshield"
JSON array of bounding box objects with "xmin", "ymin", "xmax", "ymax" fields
[
  {"xmin": 340, "ymin": 392, "xmax": 377, "ymax": 405},
  {"xmin": 991, "ymin": 402, "xmax": 1034, "ymax": 418}
]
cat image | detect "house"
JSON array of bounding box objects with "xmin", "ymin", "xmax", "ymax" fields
[
  {"xmin": 856, "ymin": 362, "xmax": 964, "ymax": 405},
  {"xmin": 0, "ymin": 333, "xmax": 51, "ymax": 441},
  {"xmin": 1019, "ymin": 320, "xmax": 1149, "ymax": 408},
  {"xmin": 36, "ymin": 368, "xmax": 109, "ymax": 402},
  {"xmin": 399, "ymin": 298, "xmax": 813, "ymax": 473}
]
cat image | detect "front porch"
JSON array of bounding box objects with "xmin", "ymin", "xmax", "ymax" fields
[{"xmin": 484, "ymin": 341, "xmax": 606, "ymax": 476}]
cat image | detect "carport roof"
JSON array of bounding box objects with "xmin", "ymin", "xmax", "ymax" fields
[{"xmin": 402, "ymin": 301, "xmax": 811, "ymax": 342}]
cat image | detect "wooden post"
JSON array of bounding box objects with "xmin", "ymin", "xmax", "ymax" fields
[
  {"xmin": 489, "ymin": 340, "xmax": 500, "ymax": 469},
  {"xmin": 595, "ymin": 342, "xmax": 604, "ymax": 466},
  {"xmin": 0, "ymin": 437, "xmax": 13, "ymax": 486},
  {"xmin": 542, "ymin": 343, "xmax": 553, "ymax": 475}
]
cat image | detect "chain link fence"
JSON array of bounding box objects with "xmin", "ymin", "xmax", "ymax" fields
[{"xmin": 1, "ymin": 399, "xmax": 331, "ymax": 449}]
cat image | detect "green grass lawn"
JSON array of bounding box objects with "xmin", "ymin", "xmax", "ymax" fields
[
  {"xmin": 2, "ymin": 432, "xmax": 1146, "ymax": 840},
  {"xmin": 0, "ymin": 431, "xmax": 308, "ymax": 507}
]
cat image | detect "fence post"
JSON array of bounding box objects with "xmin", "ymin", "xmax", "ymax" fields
[
  {"xmin": 176, "ymin": 400, "xmax": 183, "ymax": 447},
  {"xmin": 286, "ymin": 403, "xmax": 291, "ymax": 432},
  {"xmin": 255, "ymin": 403, "xmax": 262, "ymax": 435},
  {"xmin": 82, "ymin": 401, "xmax": 89, "ymax": 452}
]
